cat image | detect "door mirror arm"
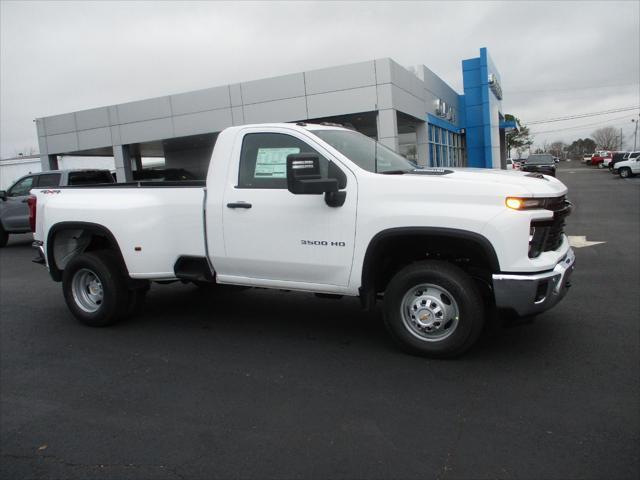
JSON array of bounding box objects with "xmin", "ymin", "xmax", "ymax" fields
[{"xmin": 325, "ymin": 190, "xmax": 346, "ymax": 207}]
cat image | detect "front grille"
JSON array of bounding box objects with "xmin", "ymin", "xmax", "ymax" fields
[{"xmin": 529, "ymin": 196, "xmax": 572, "ymax": 258}]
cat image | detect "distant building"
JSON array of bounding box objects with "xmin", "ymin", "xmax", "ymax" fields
[{"xmin": 34, "ymin": 48, "xmax": 515, "ymax": 182}]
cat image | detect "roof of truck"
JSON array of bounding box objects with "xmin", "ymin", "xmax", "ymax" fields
[{"xmin": 225, "ymin": 122, "xmax": 351, "ymax": 132}]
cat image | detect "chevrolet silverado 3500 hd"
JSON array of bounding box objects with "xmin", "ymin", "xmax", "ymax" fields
[{"xmin": 30, "ymin": 123, "xmax": 574, "ymax": 357}]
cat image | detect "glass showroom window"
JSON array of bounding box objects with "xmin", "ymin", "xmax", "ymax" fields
[{"xmin": 428, "ymin": 124, "xmax": 465, "ymax": 167}]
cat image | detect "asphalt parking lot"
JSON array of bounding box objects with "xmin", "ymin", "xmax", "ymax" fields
[{"xmin": 1, "ymin": 162, "xmax": 638, "ymax": 480}]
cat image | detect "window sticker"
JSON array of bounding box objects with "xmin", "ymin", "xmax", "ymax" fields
[{"xmin": 254, "ymin": 147, "xmax": 300, "ymax": 178}]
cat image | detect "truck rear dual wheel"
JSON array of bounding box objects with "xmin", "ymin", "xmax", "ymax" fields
[
  {"xmin": 383, "ymin": 261, "xmax": 485, "ymax": 358},
  {"xmin": 62, "ymin": 250, "xmax": 142, "ymax": 327}
]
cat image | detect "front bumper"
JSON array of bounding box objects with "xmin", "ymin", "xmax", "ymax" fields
[{"xmin": 492, "ymin": 248, "xmax": 575, "ymax": 317}]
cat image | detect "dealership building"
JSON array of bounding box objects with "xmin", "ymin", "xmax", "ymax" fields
[{"xmin": 34, "ymin": 48, "xmax": 516, "ymax": 181}]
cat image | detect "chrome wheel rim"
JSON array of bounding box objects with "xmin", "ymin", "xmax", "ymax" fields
[
  {"xmin": 400, "ymin": 283, "xmax": 460, "ymax": 342},
  {"xmin": 621, "ymin": 169, "xmax": 629, "ymax": 178},
  {"xmin": 72, "ymin": 268, "xmax": 104, "ymax": 313}
]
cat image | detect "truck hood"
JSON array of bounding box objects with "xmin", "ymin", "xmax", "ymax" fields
[{"xmin": 378, "ymin": 168, "xmax": 568, "ymax": 197}]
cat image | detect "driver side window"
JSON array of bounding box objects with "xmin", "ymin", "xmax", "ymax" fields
[
  {"xmin": 8, "ymin": 176, "xmax": 34, "ymax": 197},
  {"xmin": 237, "ymin": 133, "xmax": 346, "ymax": 189}
]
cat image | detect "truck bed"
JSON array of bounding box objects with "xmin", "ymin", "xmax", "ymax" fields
[{"xmin": 34, "ymin": 183, "xmax": 207, "ymax": 279}]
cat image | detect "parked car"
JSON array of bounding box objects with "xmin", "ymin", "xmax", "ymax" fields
[
  {"xmin": 29, "ymin": 123, "xmax": 575, "ymax": 358},
  {"xmin": 0, "ymin": 169, "xmax": 114, "ymax": 247},
  {"xmin": 520, "ymin": 154, "xmax": 557, "ymax": 176},
  {"xmin": 590, "ymin": 151, "xmax": 611, "ymax": 167},
  {"xmin": 601, "ymin": 151, "xmax": 623, "ymax": 169},
  {"xmin": 609, "ymin": 151, "xmax": 629, "ymax": 170},
  {"xmin": 612, "ymin": 151, "xmax": 640, "ymax": 178},
  {"xmin": 583, "ymin": 154, "xmax": 594, "ymax": 164}
]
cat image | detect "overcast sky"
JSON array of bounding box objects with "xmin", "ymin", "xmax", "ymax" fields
[{"xmin": 1, "ymin": 0, "xmax": 639, "ymax": 158}]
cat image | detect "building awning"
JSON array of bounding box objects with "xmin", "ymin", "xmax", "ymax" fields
[{"xmin": 500, "ymin": 117, "xmax": 520, "ymax": 132}]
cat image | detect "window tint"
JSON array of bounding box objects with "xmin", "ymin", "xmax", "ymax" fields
[
  {"xmin": 238, "ymin": 133, "xmax": 345, "ymax": 189},
  {"xmin": 68, "ymin": 171, "xmax": 114, "ymax": 185},
  {"xmin": 36, "ymin": 173, "xmax": 61, "ymax": 187},
  {"xmin": 8, "ymin": 176, "xmax": 34, "ymax": 196}
]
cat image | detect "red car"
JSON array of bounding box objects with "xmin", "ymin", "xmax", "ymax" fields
[{"xmin": 590, "ymin": 151, "xmax": 611, "ymax": 166}]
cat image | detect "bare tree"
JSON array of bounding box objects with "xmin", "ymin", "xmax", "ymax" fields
[
  {"xmin": 549, "ymin": 141, "xmax": 566, "ymax": 159},
  {"xmin": 592, "ymin": 127, "xmax": 619, "ymax": 150},
  {"xmin": 533, "ymin": 140, "xmax": 550, "ymax": 154}
]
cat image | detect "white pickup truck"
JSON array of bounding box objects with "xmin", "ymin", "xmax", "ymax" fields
[{"xmin": 30, "ymin": 123, "xmax": 575, "ymax": 357}]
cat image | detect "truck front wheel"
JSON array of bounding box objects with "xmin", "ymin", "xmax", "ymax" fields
[
  {"xmin": 620, "ymin": 167, "xmax": 632, "ymax": 178},
  {"xmin": 62, "ymin": 250, "xmax": 130, "ymax": 327},
  {"xmin": 383, "ymin": 261, "xmax": 484, "ymax": 358}
]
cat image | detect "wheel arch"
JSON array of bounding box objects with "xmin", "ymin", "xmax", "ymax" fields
[
  {"xmin": 46, "ymin": 221, "xmax": 128, "ymax": 282},
  {"xmin": 359, "ymin": 227, "xmax": 500, "ymax": 309}
]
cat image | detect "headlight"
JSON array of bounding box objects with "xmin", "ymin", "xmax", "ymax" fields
[{"xmin": 505, "ymin": 197, "xmax": 545, "ymax": 210}]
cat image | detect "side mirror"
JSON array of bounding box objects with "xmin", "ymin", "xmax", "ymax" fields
[
  {"xmin": 286, "ymin": 154, "xmax": 346, "ymax": 207},
  {"xmin": 287, "ymin": 154, "xmax": 337, "ymax": 195},
  {"xmin": 0, "ymin": 190, "xmax": 6, "ymax": 201}
]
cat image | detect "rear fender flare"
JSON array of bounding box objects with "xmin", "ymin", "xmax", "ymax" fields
[{"xmin": 46, "ymin": 222, "xmax": 127, "ymax": 282}]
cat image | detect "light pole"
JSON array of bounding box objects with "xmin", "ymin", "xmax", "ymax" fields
[{"xmin": 632, "ymin": 116, "xmax": 639, "ymax": 151}]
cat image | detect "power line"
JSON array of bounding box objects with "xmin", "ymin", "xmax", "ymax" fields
[
  {"xmin": 530, "ymin": 114, "xmax": 638, "ymax": 135},
  {"xmin": 526, "ymin": 106, "xmax": 640, "ymax": 125},
  {"xmin": 508, "ymin": 81, "xmax": 640, "ymax": 95}
]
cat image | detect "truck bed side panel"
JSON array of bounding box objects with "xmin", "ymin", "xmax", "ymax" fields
[{"xmin": 36, "ymin": 187, "xmax": 206, "ymax": 279}]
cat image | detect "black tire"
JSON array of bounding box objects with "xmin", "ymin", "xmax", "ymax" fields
[
  {"xmin": 0, "ymin": 225, "xmax": 8, "ymax": 248},
  {"xmin": 62, "ymin": 250, "xmax": 129, "ymax": 327},
  {"xmin": 383, "ymin": 260, "xmax": 484, "ymax": 358},
  {"xmin": 620, "ymin": 167, "xmax": 632, "ymax": 178}
]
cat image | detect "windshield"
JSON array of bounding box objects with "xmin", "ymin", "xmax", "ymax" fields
[
  {"xmin": 526, "ymin": 154, "xmax": 554, "ymax": 165},
  {"xmin": 312, "ymin": 129, "xmax": 416, "ymax": 173}
]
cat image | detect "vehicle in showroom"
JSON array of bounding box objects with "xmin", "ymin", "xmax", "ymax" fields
[
  {"xmin": 0, "ymin": 169, "xmax": 114, "ymax": 247},
  {"xmin": 132, "ymin": 168, "xmax": 197, "ymax": 182},
  {"xmin": 611, "ymin": 151, "xmax": 640, "ymax": 178},
  {"xmin": 29, "ymin": 123, "xmax": 574, "ymax": 358},
  {"xmin": 520, "ymin": 154, "xmax": 557, "ymax": 176}
]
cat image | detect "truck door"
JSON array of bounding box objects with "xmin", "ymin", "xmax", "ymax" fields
[{"xmin": 217, "ymin": 128, "xmax": 357, "ymax": 290}]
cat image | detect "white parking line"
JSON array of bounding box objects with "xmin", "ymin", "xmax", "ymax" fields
[{"xmin": 568, "ymin": 236, "xmax": 606, "ymax": 248}]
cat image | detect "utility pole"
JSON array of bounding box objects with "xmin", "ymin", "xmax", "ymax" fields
[
  {"xmin": 620, "ymin": 128, "xmax": 623, "ymax": 150},
  {"xmin": 633, "ymin": 116, "xmax": 639, "ymax": 151}
]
